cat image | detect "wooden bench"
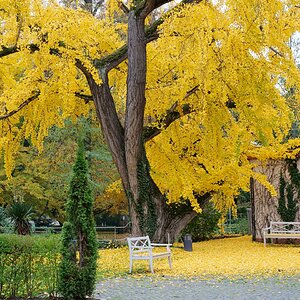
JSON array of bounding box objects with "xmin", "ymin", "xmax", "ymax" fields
[
  {"xmin": 127, "ymin": 235, "xmax": 172, "ymax": 273},
  {"xmin": 263, "ymin": 221, "xmax": 300, "ymax": 247}
]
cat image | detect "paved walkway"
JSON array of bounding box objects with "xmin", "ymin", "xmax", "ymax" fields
[{"xmin": 94, "ymin": 276, "xmax": 300, "ymax": 300}]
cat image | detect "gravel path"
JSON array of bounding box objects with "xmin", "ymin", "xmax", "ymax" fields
[{"xmin": 94, "ymin": 276, "xmax": 300, "ymax": 300}]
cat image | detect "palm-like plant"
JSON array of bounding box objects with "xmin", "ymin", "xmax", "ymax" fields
[{"xmin": 6, "ymin": 203, "xmax": 34, "ymax": 235}]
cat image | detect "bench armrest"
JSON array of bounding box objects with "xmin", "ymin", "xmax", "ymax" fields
[
  {"xmin": 151, "ymin": 243, "xmax": 172, "ymax": 247},
  {"xmin": 263, "ymin": 226, "xmax": 271, "ymax": 232}
]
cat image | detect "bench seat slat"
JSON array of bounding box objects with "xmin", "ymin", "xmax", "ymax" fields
[
  {"xmin": 127, "ymin": 235, "xmax": 172, "ymax": 273},
  {"xmin": 265, "ymin": 233, "xmax": 300, "ymax": 238},
  {"xmin": 263, "ymin": 222, "xmax": 300, "ymax": 247},
  {"xmin": 132, "ymin": 252, "xmax": 170, "ymax": 259}
]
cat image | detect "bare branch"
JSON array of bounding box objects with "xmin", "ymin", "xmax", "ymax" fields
[
  {"xmin": 269, "ymin": 47, "xmax": 284, "ymax": 57},
  {"xmin": 92, "ymin": 1, "xmax": 105, "ymax": 15},
  {"xmin": 183, "ymin": 85, "xmax": 200, "ymax": 100},
  {"xmin": 0, "ymin": 91, "xmax": 40, "ymax": 120}
]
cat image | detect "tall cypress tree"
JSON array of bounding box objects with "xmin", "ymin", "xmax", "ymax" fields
[
  {"xmin": 58, "ymin": 141, "xmax": 98, "ymax": 299},
  {"xmin": 278, "ymin": 173, "xmax": 297, "ymax": 223}
]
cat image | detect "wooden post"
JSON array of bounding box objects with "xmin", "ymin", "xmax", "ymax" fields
[{"xmin": 250, "ymin": 177, "xmax": 256, "ymax": 241}]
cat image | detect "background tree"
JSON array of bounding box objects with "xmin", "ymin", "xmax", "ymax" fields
[
  {"xmin": 0, "ymin": 117, "xmax": 121, "ymax": 223},
  {"xmin": 58, "ymin": 141, "xmax": 97, "ymax": 300},
  {"xmin": 0, "ymin": 0, "xmax": 300, "ymax": 241}
]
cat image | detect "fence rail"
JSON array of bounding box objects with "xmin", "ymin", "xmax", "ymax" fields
[
  {"xmin": 1, "ymin": 222, "xmax": 132, "ymax": 241},
  {"xmin": 34, "ymin": 222, "xmax": 132, "ymax": 240}
]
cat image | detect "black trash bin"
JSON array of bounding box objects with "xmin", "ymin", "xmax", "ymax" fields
[{"xmin": 183, "ymin": 234, "xmax": 192, "ymax": 251}]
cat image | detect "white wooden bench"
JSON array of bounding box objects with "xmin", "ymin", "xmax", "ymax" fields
[
  {"xmin": 127, "ymin": 235, "xmax": 172, "ymax": 273},
  {"xmin": 263, "ymin": 221, "xmax": 300, "ymax": 247}
]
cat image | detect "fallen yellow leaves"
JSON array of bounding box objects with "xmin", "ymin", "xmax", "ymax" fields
[{"xmin": 97, "ymin": 236, "xmax": 300, "ymax": 279}]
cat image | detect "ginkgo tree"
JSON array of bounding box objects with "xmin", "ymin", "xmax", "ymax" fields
[{"xmin": 1, "ymin": 0, "xmax": 300, "ymax": 242}]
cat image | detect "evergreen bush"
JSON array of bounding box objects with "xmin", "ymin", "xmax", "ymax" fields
[
  {"xmin": 58, "ymin": 142, "xmax": 98, "ymax": 299},
  {"xmin": 278, "ymin": 174, "xmax": 297, "ymax": 222}
]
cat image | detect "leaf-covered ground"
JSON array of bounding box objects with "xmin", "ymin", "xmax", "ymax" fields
[{"xmin": 97, "ymin": 236, "xmax": 300, "ymax": 279}]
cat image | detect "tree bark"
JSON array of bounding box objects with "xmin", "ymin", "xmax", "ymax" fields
[
  {"xmin": 121, "ymin": 12, "xmax": 148, "ymax": 236},
  {"xmin": 251, "ymin": 159, "xmax": 300, "ymax": 241}
]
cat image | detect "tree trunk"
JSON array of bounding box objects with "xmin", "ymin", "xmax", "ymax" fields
[
  {"xmin": 123, "ymin": 11, "xmax": 148, "ymax": 237},
  {"xmin": 79, "ymin": 5, "xmax": 204, "ymax": 243},
  {"xmin": 129, "ymin": 147, "xmax": 203, "ymax": 242}
]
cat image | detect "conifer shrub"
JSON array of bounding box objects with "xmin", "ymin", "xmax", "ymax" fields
[
  {"xmin": 58, "ymin": 142, "xmax": 98, "ymax": 300},
  {"xmin": 278, "ymin": 173, "xmax": 297, "ymax": 222}
]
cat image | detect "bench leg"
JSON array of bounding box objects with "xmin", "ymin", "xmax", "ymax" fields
[
  {"xmin": 129, "ymin": 257, "xmax": 133, "ymax": 273},
  {"xmin": 168, "ymin": 255, "xmax": 172, "ymax": 269},
  {"xmin": 264, "ymin": 235, "xmax": 266, "ymax": 247},
  {"xmin": 149, "ymin": 257, "xmax": 154, "ymax": 274}
]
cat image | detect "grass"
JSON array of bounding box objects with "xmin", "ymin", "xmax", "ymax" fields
[{"xmin": 97, "ymin": 236, "xmax": 300, "ymax": 280}]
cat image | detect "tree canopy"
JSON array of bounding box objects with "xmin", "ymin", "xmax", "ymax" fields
[{"xmin": 1, "ymin": 0, "xmax": 300, "ymax": 240}]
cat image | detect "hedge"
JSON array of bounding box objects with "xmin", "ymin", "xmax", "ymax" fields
[{"xmin": 0, "ymin": 234, "xmax": 60, "ymax": 299}]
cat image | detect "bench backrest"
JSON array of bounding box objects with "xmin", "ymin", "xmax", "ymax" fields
[
  {"xmin": 270, "ymin": 222, "xmax": 300, "ymax": 233},
  {"xmin": 127, "ymin": 236, "xmax": 151, "ymax": 254}
]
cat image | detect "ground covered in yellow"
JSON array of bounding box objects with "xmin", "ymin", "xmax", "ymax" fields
[{"xmin": 97, "ymin": 236, "xmax": 300, "ymax": 279}]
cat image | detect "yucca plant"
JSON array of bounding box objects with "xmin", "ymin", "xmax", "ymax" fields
[{"xmin": 6, "ymin": 203, "xmax": 34, "ymax": 235}]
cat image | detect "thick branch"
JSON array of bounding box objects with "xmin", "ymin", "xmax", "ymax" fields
[
  {"xmin": 93, "ymin": 44, "xmax": 128, "ymax": 72},
  {"xmin": 0, "ymin": 91, "xmax": 40, "ymax": 120},
  {"xmin": 94, "ymin": 0, "xmax": 200, "ymax": 73},
  {"xmin": 75, "ymin": 59, "xmax": 130, "ymax": 191},
  {"xmin": 0, "ymin": 46, "xmax": 18, "ymax": 58},
  {"xmin": 75, "ymin": 92, "xmax": 93, "ymax": 103},
  {"xmin": 140, "ymin": 0, "xmax": 171, "ymax": 18},
  {"xmin": 143, "ymin": 103, "xmax": 194, "ymax": 142},
  {"xmin": 120, "ymin": 2, "xmax": 130, "ymax": 14},
  {"xmin": 143, "ymin": 85, "xmax": 199, "ymax": 141},
  {"xmin": 93, "ymin": 18, "xmax": 162, "ymax": 72}
]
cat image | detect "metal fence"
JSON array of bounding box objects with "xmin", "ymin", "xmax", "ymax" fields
[
  {"xmin": 29, "ymin": 222, "xmax": 132, "ymax": 241},
  {"xmin": 95, "ymin": 222, "xmax": 131, "ymax": 240}
]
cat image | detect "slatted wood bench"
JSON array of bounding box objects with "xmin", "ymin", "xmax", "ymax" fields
[
  {"xmin": 263, "ymin": 221, "xmax": 300, "ymax": 247},
  {"xmin": 127, "ymin": 235, "xmax": 172, "ymax": 273}
]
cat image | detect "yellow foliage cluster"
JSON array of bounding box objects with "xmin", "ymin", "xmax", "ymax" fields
[
  {"xmin": 142, "ymin": 0, "xmax": 300, "ymax": 211},
  {"xmin": 1, "ymin": 0, "xmax": 300, "ymax": 213},
  {"xmin": 98, "ymin": 236, "xmax": 300, "ymax": 279},
  {"xmin": 0, "ymin": 0, "xmax": 122, "ymax": 176}
]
